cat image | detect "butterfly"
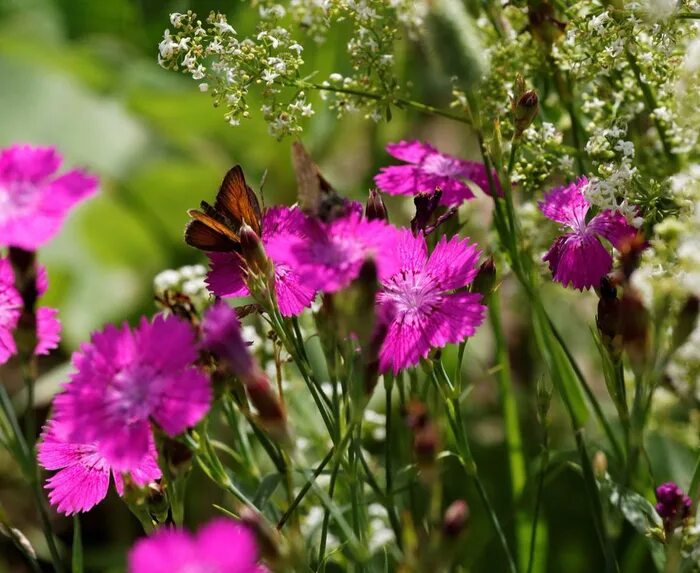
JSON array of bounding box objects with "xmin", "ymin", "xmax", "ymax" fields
[
  {"xmin": 291, "ymin": 141, "xmax": 348, "ymax": 222},
  {"xmin": 185, "ymin": 165, "xmax": 263, "ymax": 252}
]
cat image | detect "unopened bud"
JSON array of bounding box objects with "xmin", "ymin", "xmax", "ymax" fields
[
  {"xmin": 617, "ymin": 232, "xmax": 647, "ymax": 281},
  {"xmin": 671, "ymin": 296, "xmax": 699, "ymax": 352},
  {"xmin": 240, "ymin": 223, "xmax": 273, "ymax": 281},
  {"xmin": 472, "ymin": 257, "xmax": 496, "ymax": 299},
  {"xmin": 411, "ymin": 189, "xmax": 443, "ymax": 235},
  {"xmin": 404, "ymin": 400, "xmax": 439, "ymax": 480},
  {"xmin": 619, "ymin": 289, "xmax": 650, "ymax": 375},
  {"xmin": 161, "ymin": 435, "xmax": 193, "ymax": 475},
  {"xmin": 246, "ymin": 370, "xmax": 289, "ymax": 444},
  {"xmin": 239, "ymin": 507, "xmax": 282, "ymax": 563},
  {"xmin": 593, "ymin": 451, "xmax": 608, "ymax": 479},
  {"xmin": 365, "ymin": 189, "xmax": 388, "ymax": 222},
  {"xmin": 513, "ymin": 90, "xmax": 539, "ymax": 137},
  {"xmin": 442, "ymin": 500, "xmax": 470, "ymax": 538}
]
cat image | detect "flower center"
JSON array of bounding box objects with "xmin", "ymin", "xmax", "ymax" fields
[
  {"xmin": 0, "ymin": 181, "xmax": 42, "ymax": 223},
  {"xmin": 107, "ymin": 365, "xmax": 160, "ymax": 423},
  {"xmin": 421, "ymin": 153, "xmax": 462, "ymax": 178},
  {"xmin": 382, "ymin": 269, "xmax": 440, "ymax": 320}
]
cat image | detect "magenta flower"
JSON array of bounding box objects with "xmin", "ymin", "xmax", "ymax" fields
[
  {"xmin": 271, "ymin": 210, "xmax": 401, "ymax": 295},
  {"xmin": 374, "ymin": 140, "xmax": 499, "ymax": 207},
  {"xmin": 207, "ymin": 206, "xmax": 316, "ymax": 316},
  {"xmin": 37, "ymin": 418, "xmax": 161, "ymax": 515},
  {"xmin": 55, "ymin": 315, "xmax": 211, "ymax": 472},
  {"xmin": 201, "ymin": 301, "xmax": 254, "ymax": 378},
  {"xmin": 0, "ymin": 257, "xmax": 60, "ymax": 364},
  {"xmin": 377, "ymin": 229, "xmax": 486, "ymax": 374},
  {"xmin": 0, "ymin": 144, "xmax": 98, "ymax": 250},
  {"xmin": 129, "ymin": 518, "xmax": 264, "ymax": 573},
  {"xmin": 539, "ymin": 177, "xmax": 636, "ymax": 290}
]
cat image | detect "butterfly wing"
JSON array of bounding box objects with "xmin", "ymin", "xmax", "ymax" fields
[
  {"xmin": 214, "ymin": 165, "xmax": 263, "ymax": 236},
  {"xmin": 292, "ymin": 141, "xmax": 334, "ymax": 214},
  {"xmin": 185, "ymin": 210, "xmax": 240, "ymax": 252}
]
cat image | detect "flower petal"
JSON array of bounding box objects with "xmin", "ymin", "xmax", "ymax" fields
[
  {"xmin": 385, "ymin": 140, "xmax": 437, "ymax": 164},
  {"xmin": 543, "ymin": 231, "xmax": 613, "ymax": 290},
  {"xmin": 539, "ymin": 177, "xmax": 590, "ymax": 230}
]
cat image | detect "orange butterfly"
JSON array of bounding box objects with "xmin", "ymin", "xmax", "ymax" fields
[{"xmin": 185, "ymin": 165, "xmax": 262, "ymax": 252}]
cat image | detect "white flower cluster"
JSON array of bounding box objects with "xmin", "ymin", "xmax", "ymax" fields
[
  {"xmin": 159, "ymin": 10, "xmax": 309, "ymax": 138},
  {"xmin": 153, "ymin": 264, "xmax": 210, "ymax": 306}
]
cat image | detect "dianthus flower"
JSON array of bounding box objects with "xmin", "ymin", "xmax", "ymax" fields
[
  {"xmin": 37, "ymin": 418, "xmax": 161, "ymax": 515},
  {"xmin": 539, "ymin": 177, "xmax": 636, "ymax": 290},
  {"xmin": 655, "ymin": 481, "xmax": 692, "ymax": 532},
  {"xmin": 374, "ymin": 140, "xmax": 499, "ymax": 207},
  {"xmin": 272, "ymin": 210, "xmax": 401, "ymax": 295},
  {"xmin": 377, "ymin": 229, "xmax": 486, "ymax": 373},
  {"xmin": 56, "ymin": 315, "xmax": 211, "ymax": 472},
  {"xmin": 0, "ymin": 257, "xmax": 60, "ymax": 364},
  {"xmin": 128, "ymin": 518, "xmax": 264, "ymax": 573},
  {"xmin": 0, "ymin": 144, "xmax": 98, "ymax": 250},
  {"xmin": 207, "ymin": 206, "xmax": 316, "ymax": 316}
]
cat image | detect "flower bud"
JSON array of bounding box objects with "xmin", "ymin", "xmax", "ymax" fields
[
  {"xmin": 617, "ymin": 232, "xmax": 647, "ymax": 281},
  {"xmin": 513, "ymin": 90, "xmax": 539, "ymax": 138},
  {"xmin": 365, "ymin": 189, "xmax": 388, "ymax": 222},
  {"xmin": 592, "ymin": 451, "xmax": 608, "ymax": 479},
  {"xmin": 246, "ymin": 371, "xmax": 289, "ymax": 444},
  {"xmin": 442, "ymin": 500, "xmax": 470, "ymax": 538},
  {"xmin": 535, "ymin": 376, "xmax": 553, "ymax": 425},
  {"xmin": 411, "ymin": 189, "xmax": 443, "ymax": 235},
  {"xmin": 239, "ymin": 506, "xmax": 283, "ymax": 564},
  {"xmin": 241, "ymin": 221, "xmax": 271, "ymax": 271},
  {"xmin": 404, "ymin": 400, "xmax": 439, "ymax": 482},
  {"xmin": 471, "ymin": 256, "xmax": 496, "ymax": 299},
  {"xmin": 619, "ymin": 289, "xmax": 650, "ymax": 375}
]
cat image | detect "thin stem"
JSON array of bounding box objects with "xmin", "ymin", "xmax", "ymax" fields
[
  {"xmin": 676, "ymin": 12, "xmax": 700, "ymax": 19},
  {"xmin": 526, "ymin": 431, "xmax": 549, "ymax": 573},
  {"xmin": 277, "ymin": 445, "xmax": 335, "ymax": 530},
  {"xmin": 433, "ymin": 363, "xmax": 518, "ymax": 573},
  {"xmin": 625, "ymin": 51, "xmax": 676, "ymax": 165},
  {"xmin": 301, "ymin": 82, "xmax": 472, "ymax": 125}
]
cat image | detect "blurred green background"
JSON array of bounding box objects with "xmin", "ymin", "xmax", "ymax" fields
[{"xmin": 0, "ymin": 1, "xmax": 696, "ymax": 571}]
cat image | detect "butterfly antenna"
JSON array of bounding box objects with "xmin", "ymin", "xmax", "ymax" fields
[{"xmin": 259, "ymin": 168, "xmax": 268, "ymax": 211}]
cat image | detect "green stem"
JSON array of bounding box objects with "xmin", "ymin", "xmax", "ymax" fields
[
  {"xmin": 72, "ymin": 516, "xmax": 83, "ymax": 573},
  {"xmin": 277, "ymin": 445, "xmax": 335, "ymax": 530},
  {"xmin": 433, "ymin": 363, "xmax": 518, "ymax": 573},
  {"xmin": 490, "ymin": 295, "xmax": 528, "ymax": 570},
  {"xmin": 0, "ymin": 385, "xmax": 64, "ymax": 573},
  {"xmin": 689, "ymin": 454, "xmax": 700, "ymax": 505},
  {"xmin": 526, "ymin": 432, "xmax": 549, "ymax": 573},
  {"xmin": 676, "ymin": 12, "xmax": 700, "ymax": 19},
  {"xmin": 301, "ymin": 82, "xmax": 472, "ymax": 125}
]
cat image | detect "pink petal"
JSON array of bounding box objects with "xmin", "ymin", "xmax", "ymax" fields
[
  {"xmin": 543, "ymin": 232, "xmax": 613, "ymax": 290},
  {"xmin": 378, "ymin": 311, "xmax": 430, "ymax": 374},
  {"xmin": 196, "ymin": 519, "xmax": 259, "ymax": 572},
  {"xmin": 424, "ymin": 235, "xmax": 481, "ymax": 290},
  {"xmin": 539, "ymin": 177, "xmax": 590, "ymax": 230},
  {"xmin": 0, "ymin": 144, "xmax": 61, "ymax": 183},
  {"xmin": 39, "ymin": 170, "xmax": 99, "ymax": 213},
  {"xmin": 385, "ymin": 140, "xmax": 437, "ymax": 164},
  {"xmin": 424, "ymin": 292, "xmax": 485, "ymax": 350},
  {"xmin": 261, "ymin": 205, "xmax": 307, "ymax": 239},
  {"xmin": 207, "ymin": 253, "xmax": 249, "ymax": 298},
  {"xmin": 152, "ymin": 368, "xmax": 211, "ymax": 436},
  {"xmin": 35, "ymin": 306, "xmax": 61, "ymax": 355},
  {"xmin": 44, "ymin": 460, "xmax": 110, "ymax": 515},
  {"xmin": 138, "ymin": 314, "xmax": 199, "ymax": 373},
  {"xmin": 374, "ymin": 165, "xmax": 444, "ymax": 197},
  {"xmin": 273, "ymin": 261, "xmax": 316, "ymax": 316},
  {"xmin": 588, "ymin": 210, "xmax": 636, "ymax": 248},
  {"xmin": 129, "ymin": 529, "xmax": 197, "ymax": 573}
]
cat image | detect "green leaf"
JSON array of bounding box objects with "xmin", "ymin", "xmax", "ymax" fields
[{"xmin": 253, "ymin": 474, "xmax": 282, "ymax": 508}]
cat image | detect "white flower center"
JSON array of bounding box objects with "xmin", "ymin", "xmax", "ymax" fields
[
  {"xmin": 0, "ymin": 181, "xmax": 42, "ymax": 223},
  {"xmin": 421, "ymin": 153, "xmax": 462, "ymax": 178}
]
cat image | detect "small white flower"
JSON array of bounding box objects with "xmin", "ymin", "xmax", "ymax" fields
[{"xmin": 199, "ymin": 82, "xmax": 209, "ymax": 92}]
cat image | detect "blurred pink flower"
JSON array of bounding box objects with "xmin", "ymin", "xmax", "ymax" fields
[
  {"xmin": 377, "ymin": 229, "xmax": 486, "ymax": 373},
  {"xmin": 374, "ymin": 140, "xmax": 499, "ymax": 207},
  {"xmin": 56, "ymin": 315, "xmax": 211, "ymax": 473},
  {"xmin": 0, "ymin": 257, "xmax": 60, "ymax": 364},
  {"xmin": 201, "ymin": 301, "xmax": 254, "ymax": 378},
  {"xmin": 207, "ymin": 206, "xmax": 316, "ymax": 316},
  {"xmin": 129, "ymin": 518, "xmax": 264, "ymax": 573},
  {"xmin": 37, "ymin": 419, "xmax": 161, "ymax": 515},
  {"xmin": 539, "ymin": 177, "xmax": 636, "ymax": 290},
  {"xmin": 0, "ymin": 144, "xmax": 98, "ymax": 250},
  {"xmin": 270, "ymin": 210, "xmax": 401, "ymax": 295}
]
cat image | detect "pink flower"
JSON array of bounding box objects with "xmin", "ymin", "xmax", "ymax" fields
[
  {"xmin": 0, "ymin": 257, "xmax": 60, "ymax": 364},
  {"xmin": 377, "ymin": 230, "xmax": 486, "ymax": 374},
  {"xmin": 201, "ymin": 301, "xmax": 254, "ymax": 377},
  {"xmin": 37, "ymin": 419, "xmax": 161, "ymax": 515},
  {"xmin": 539, "ymin": 178, "xmax": 636, "ymax": 290},
  {"xmin": 55, "ymin": 315, "xmax": 211, "ymax": 473},
  {"xmin": 271, "ymin": 210, "xmax": 401, "ymax": 295},
  {"xmin": 207, "ymin": 206, "xmax": 316, "ymax": 316},
  {"xmin": 128, "ymin": 518, "xmax": 264, "ymax": 573},
  {"xmin": 0, "ymin": 144, "xmax": 98, "ymax": 250},
  {"xmin": 374, "ymin": 140, "xmax": 499, "ymax": 207}
]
